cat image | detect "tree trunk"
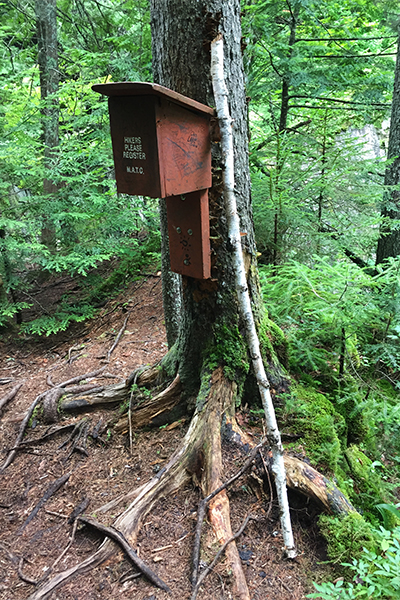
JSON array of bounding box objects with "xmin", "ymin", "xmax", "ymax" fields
[
  {"xmin": 376, "ymin": 30, "xmax": 400, "ymax": 264},
  {"xmin": 159, "ymin": 199, "xmax": 182, "ymax": 348},
  {"xmin": 150, "ymin": 0, "xmax": 257, "ymax": 392},
  {"xmin": 35, "ymin": 0, "xmax": 59, "ymax": 251},
  {"xmin": 150, "ymin": 0, "xmax": 279, "ymax": 596}
]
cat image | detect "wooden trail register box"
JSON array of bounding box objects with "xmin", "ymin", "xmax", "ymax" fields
[{"xmin": 92, "ymin": 82, "xmax": 214, "ymax": 279}]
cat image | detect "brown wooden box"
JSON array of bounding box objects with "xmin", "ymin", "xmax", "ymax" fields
[
  {"xmin": 166, "ymin": 189, "xmax": 211, "ymax": 279},
  {"xmin": 92, "ymin": 82, "xmax": 214, "ymax": 198}
]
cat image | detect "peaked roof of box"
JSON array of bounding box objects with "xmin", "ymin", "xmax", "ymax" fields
[{"xmin": 92, "ymin": 82, "xmax": 215, "ymax": 116}]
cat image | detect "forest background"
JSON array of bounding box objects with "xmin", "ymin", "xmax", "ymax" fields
[{"xmin": 1, "ymin": 0, "xmax": 400, "ymax": 597}]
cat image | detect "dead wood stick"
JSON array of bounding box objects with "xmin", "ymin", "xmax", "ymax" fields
[
  {"xmin": 38, "ymin": 518, "xmax": 79, "ymax": 585},
  {"xmin": 18, "ymin": 557, "xmax": 38, "ymax": 585},
  {"xmin": 68, "ymin": 497, "xmax": 90, "ymax": 524},
  {"xmin": 55, "ymin": 367, "xmax": 107, "ymax": 388},
  {"xmin": 191, "ymin": 441, "xmax": 264, "ymax": 588},
  {"xmin": 0, "ymin": 392, "xmax": 45, "ymax": 472},
  {"xmin": 0, "ymin": 381, "xmax": 24, "ymax": 416},
  {"xmin": 17, "ymin": 423, "xmax": 76, "ymax": 448},
  {"xmin": 106, "ymin": 313, "xmax": 130, "ymax": 363},
  {"xmin": 0, "ymin": 541, "xmax": 19, "ymax": 565},
  {"xmin": 128, "ymin": 367, "xmax": 146, "ymax": 455},
  {"xmin": 58, "ymin": 419, "xmax": 87, "ymax": 449},
  {"xmin": 191, "ymin": 512, "xmax": 257, "ymax": 600},
  {"xmin": 65, "ymin": 421, "xmax": 90, "ymax": 460},
  {"xmin": 78, "ymin": 515, "xmax": 170, "ymax": 593},
  {"xmin": 17, "ymin": 473, "xmax": 71, "ymax": 534}
]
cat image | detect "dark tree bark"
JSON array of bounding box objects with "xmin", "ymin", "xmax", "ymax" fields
[
  {"xmin": 151, "ymin": 0, "xmax": 259, "ymax": 396},
  {"xmin": 150, "ymin": 2, "xmax": 267, "ymax": 596},
  {"xmin": 376, "ymin": 30, "xmax": 400, "ymax": 264},
  {"xmin": 158, "ymin": 199, "xmax": 182, "ymax": 348},
  {"xmin": 35, "ymin": 0, "xmax": 59, "ymax": 251},
  {"xmin": 278, "ymin": 2, "xmax": 299, "ymax": 132}
]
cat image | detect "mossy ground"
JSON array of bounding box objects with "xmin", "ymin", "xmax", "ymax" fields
[{"xmin": 278, "ymin": 384, "xmax": 346, "ymax": 472}]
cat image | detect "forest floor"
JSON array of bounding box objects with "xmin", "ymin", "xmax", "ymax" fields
[{"xmin": 0, "ymin": 270, "xmax": 332, "ymax": 600}]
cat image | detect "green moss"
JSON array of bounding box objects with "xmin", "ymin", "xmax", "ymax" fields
[
  {"xmin": 196, "ymin": 369, "xmax": 212, "ymax": 411},
  {"xmin": 318, "ymin": 512, "xmax": 376, "ymax": 565},
  {"xmin": 161, "ymin": 343, "xmax": 179, "ymax": 378},
  {"xmin": 28, "ymin": 404, "xmax": 43, "ymax": 427},
  {"xmin": 344, "ymin": 445, "xmax": 392, "ymax": 521},
  {"xmin": 334, "ymin": 380, "xmax": 370, "ymax": 444},
  {"xmin": 259, "ymin": 313, "xmax": 289, "ymax": 368},
  {"xmin": 282, "ymin": 384, "xmax": 346, "ymax": 472},
  {"xmin": 203, "ymin": 320, "xmax": 249, "ymax": 383}
]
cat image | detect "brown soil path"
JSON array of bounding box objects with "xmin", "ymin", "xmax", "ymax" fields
[{"xmin": 0, "ymin": 275, "xmax": 328, "ymax": 600}]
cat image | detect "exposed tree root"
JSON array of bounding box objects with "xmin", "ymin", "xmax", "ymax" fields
[
  {"xmin": 198, "ymin": 369, "xmax": 251, "ymax": 600},
  {"xmin": 0, "ymin": 381, "xmax": 24, "ymax": 417},
  {"xmin": 18, "ymin": 472, "xmax": 71, "ymax": 534},
  {"xmin": 115, "ymin": 374, "xmax": 182, "ymax": 433},
  {"xmin": 60, "ymin": 364, "xmax": 163, "ymax": 413},
  {"xmin": 225, "ymin": 417, "xmax": 355, "ymax": 516},
  {"xmin": 25, "ymin": 368, "xmax": 252, "ymax": 599},
  {"xmin": 283, "ymin": 455, "xmax": 356, "ymax": 515},
  {"xmin": 1, "ymin": 392, "xmax": 45, "ymax": 472},
  {"xmin": 24, "ymin": 365, "xmax": 355, "ymax": 599},
  {"xmin": 78, "ymin": 515, "xmax": 170, "ymax": 592}
]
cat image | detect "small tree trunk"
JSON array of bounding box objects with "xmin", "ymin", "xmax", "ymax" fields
[
  {"xmin": 211, "ymin": 34, "xmax": 295, "ymax": 558},
  {"xmin": 35, "ymin": 0, "xmax": 59, "ymax": 251},
  {"xmin": 376, "ymin": 29, "xmax": 400, "ymax": 264}
]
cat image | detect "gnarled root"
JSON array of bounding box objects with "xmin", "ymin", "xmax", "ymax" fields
[
  {"xmin": 59, "ymin": 364, "xmax": 163, "ymax": 413},
  {"xmin": 198, "ymin": 368, "xmax": 250, "ymax": 600},
  {"xmin": 114, "ymin": 374, "xmax": 182, "ymax": 433},
  {"xmin": 26, "ymin": 366, "xmax": 355, "ymax": 600},
  {"xmin": 26, "ymin": 367, "xmax": 251, "ymax": 599}
]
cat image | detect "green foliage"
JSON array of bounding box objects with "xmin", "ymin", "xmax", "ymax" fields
[
  {"xmin": 259, "ymin": 312, "xmax": 289, "ymax": 368},
  {"xmin": 0, "ymin": 301, "xmax": 31, "ymax": 328},
  {"xmin": 259, "ymin": 257, "xmax": 400, "ymax": 381},
  {"xmin": 259, "ymin": 258, "xmax": 374, "ymax": 377},
  {"xmin": 0, "ymin": 0, "xmax": 157, "ymax": 333},
  {"xmin": 308, "ymin": 524, "xmax": 400, "ymax": 599},
  {"xmin": 21, "ymin": 302, "xmax": 96, "ymax": 336},
  {"xmin": 344, "ymin": 445, "xmax": 392, "ymax": 521}
]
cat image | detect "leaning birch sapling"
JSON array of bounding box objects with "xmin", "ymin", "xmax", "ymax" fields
[{"xmin": 210, "ymin": 33, "xmax": 296, "ymax": 558}]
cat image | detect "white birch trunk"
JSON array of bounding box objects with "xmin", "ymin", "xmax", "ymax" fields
[{"xmin": 210, "ymin": 35, "xmax": 296, "ymax": 559}]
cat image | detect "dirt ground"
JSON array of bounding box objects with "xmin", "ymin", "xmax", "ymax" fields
[{"xmin": 0, "ymin": 272, "xmax": 330, "ymax": 600}]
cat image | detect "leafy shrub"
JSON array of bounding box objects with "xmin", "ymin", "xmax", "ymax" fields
[
  {"xmin": 21, "ymin": 302, "xmax": 96, "ymax": 336},
  {"xmin": 308, "ymin": 524, "xmax": 400, "ymax": 599}
]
